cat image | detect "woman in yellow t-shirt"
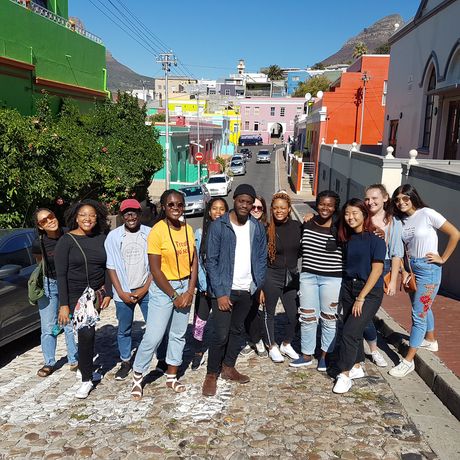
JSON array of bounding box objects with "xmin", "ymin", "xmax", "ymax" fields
[{"xmin": 131, "ymin": 190, "xmax": 197, "ymax": 400}]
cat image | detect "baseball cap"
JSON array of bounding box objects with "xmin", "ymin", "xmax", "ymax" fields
[{"xmin": 120, "ymin": 199, "xmax": 142, "ymax": 213}]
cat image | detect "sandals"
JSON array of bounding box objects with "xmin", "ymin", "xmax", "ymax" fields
[
  {"xmin": 131, "ymin": 371, "xmax": 144, "ymax": 401},
  {"xmin": 165, "ymin": 373, "xmax": 186, "ymax": 393},
  {"xmin": 37, "ymin": 366, "xmax": 54, "ymax": 378}
]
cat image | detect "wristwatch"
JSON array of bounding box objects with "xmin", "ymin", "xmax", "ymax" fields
[{"xmin": 170, "ymin": 291, "xmax": 179, "ymax": 301}]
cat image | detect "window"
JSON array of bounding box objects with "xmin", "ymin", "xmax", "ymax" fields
[
  {"xmin": 422, "ymin": 70, "xmax": 436, "ymax": 149},
  {"xmin": 296, "ymin": 106, "xmax": 302, "ymax": 113},
  {"xmin": 244, "ymin": 121, "xmax": 249, "ymax": 130},
  {"xmin": 245, "ymin": 106, "xmax": 250, "ymax": 115},
  {"xmin": 270, "ymin": 107, "xmax": 275, "ymax": 116},
  {"xmin": 389, "ymin": 120, "xmax": 398, "ymax": 150},
  {"xmin": 254, "ymin": 121, "xmax": 259, "ymax": 131},
  {"xmin": 382, "ymin": 81, "xmax": 388, "ymax": 106},
  {"xmin": 293, "ymin": 76, "xmax": 300, "ymax": 81},
  {"xmin": 224, "ymin": 89, "xmax": 230, "ymax": 96},
  {"xmin": 254, "ymin": 107, "xmax": 260, "ymax": 115},
  {"xmin": 280, "ymin": 107, "xmax": 285, "ymax": 117}
]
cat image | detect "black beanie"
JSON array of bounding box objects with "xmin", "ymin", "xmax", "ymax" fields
[{"xmin": 233, "ymin": 184, "xmax": 256, "ymax": 200}]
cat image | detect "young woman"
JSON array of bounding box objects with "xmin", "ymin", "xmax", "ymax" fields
[
  {"xmin": 32, "ymin": 208, "xmax": 78, "ymax": 377},
  {"xmin": 333, "ymin": 198, "xmax": 386, "ymax": 394},
  {"xmin": 241, "ymin": 195, "xmax": 269, "ymax": 357},
  {"xmin": 290, "ymin": 191, "xmax": 342, "ymax": 371},
  {"xmin": 389, "ymin": 185, "xmax": 459, "ymax": 378},
  {"xmin": 191, "ymin": 197, "xmax": 229, "ymax": 370},
  {"xmin": 131, "ymin": 190, "xmax": 197, "ymax": 400},
  {"xmin": 363, "ymin": 184, "xmax": 404, "ymax": 367},
  {"xmin": 55, "ymin": 200, "xmax": 112, "ymax": 399},
  {"xmin": 260, "ymin": 192, "xmax": 302, "ymax": 363}
]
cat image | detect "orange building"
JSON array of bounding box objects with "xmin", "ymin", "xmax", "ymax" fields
[{"xmin": 304, "ymin": 55, "xmax": 390, "ymax": 192}]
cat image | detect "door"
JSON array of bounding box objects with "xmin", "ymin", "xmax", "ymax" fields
[{"xmin": 444, "ymin": 100, "xmax": 460, "ymax": 160}]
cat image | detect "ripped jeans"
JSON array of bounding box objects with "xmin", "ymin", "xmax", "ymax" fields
[
  {"xmin": 409, "ymin": 257, "xmax": 441, "ymax": 348},
  {"xmin": 298, "ymin": 272, "xmax": 342, "ymax": 355}
]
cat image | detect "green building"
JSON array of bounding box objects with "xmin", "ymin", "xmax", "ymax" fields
[{"xmin": 0, "ymin": 0, "xmax": 108, "ymax": 115}]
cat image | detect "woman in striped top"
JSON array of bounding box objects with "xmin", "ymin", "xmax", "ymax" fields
[{"xmin": 290, "ymin": 190, "xmax": 343, "ymax": 370}]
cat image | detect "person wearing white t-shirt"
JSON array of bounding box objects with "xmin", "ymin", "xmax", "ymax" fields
[{"xmin": 389, "ymin": 185, "xmax": 459, "ymax": 378}]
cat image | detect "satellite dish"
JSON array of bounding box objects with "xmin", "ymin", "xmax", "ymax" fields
[
  {"xmin": 304, "ymin": 92, "xmax": 312, "ymax": 101},
  {"xmin": 316, "ymin": 90, "xmax": 324, "ymax": 99}
]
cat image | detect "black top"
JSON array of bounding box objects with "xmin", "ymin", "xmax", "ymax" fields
[
  {"xmin": 269, "ymin": 218, "xmax": 302, "ymax": 271},
  {"xmin": 55, "ymin": 232, "xmax": 111, "ymax": 310},
  {"xmin": 344, "ymin": 232, "xmax": 386, "ymax": 288},
  {"xmin": 32, "ymin": 229, "xmax": 65, "ymax": 279}
]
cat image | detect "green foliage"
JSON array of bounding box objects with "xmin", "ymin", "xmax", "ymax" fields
[
  {"xmin": 293, "ymin": 75, "xmax": 331, "ymax": 98},
  {"xmin": 0, "ymin": 92, "xmax": 163, "ymax": 227},
  {"xmin": 353, "ymin": 41, "xmax": 368, "ymax": 59},
  {"xmin": 150, "ymin": 112, "xmax": 166, "ymax": 123},
  {"xmin": 261, "ymin": 65, "xmax": 285, "ymax": 81},
  {"xmin": 215, "ymin": 156, "xmax": 226, "ymax": 172},
  {"xmin": 311, "ymin": 62, "xmax": 325, "ymax": 70},
  {"xmin": 374, "ymin": 42, "xmax": 391, "ymax": 54}
]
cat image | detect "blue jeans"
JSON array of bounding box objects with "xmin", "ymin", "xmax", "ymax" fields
[
  {"xmin": 409, "ymin": 257, "xmax": 441, "ymax": 348},
  {"xmin": 37, "ymin": 277, "xmax": 78, "ymax": 367},
  {"xmin": 115, "ymin": 291, "xmax": 149, "ymax": 362},
  {"xmin": 299, "ymin": 272, "xmax": 342, "ymax": 355},
  {"xmin": 133, "ymin": 280, "xmax": 191, "ymax": 374}
]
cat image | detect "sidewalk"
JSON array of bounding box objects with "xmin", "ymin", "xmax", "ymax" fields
[{"xmin": 277, "ymin": 150, "xmax": 460, "ymax": 421}]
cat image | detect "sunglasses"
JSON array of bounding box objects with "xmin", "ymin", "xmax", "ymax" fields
[
  {"xmin": 394, "ymin": 196, "xmax": 411, "ymax": 204},
  {"xmin": 38, "ymin": 212, "xmax": 56, "ymax": 226},
  {"xmin": 166, "ymin": 202, "xmax": 184, "ymax": 209},
  {"xmin": 252, "ymin": 205, "xmax": 263, "ymax": 212}
]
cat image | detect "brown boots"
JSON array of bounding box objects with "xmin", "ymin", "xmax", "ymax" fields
[
  {"xmin": 202, "ymin": 373, "xmax": 218, "ymax": 396},
  {"xmin": 221, "ymin": 363, "xmax": 250, "ymax": 383}
]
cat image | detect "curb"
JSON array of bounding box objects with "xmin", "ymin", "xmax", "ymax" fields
[{"xmin": 375, "ymin": 308, "xmax": 460, "ymax": 421}]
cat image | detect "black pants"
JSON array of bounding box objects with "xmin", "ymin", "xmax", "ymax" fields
[
  {"xmin": 337, "ymin": 279, "xmax": 383, "ymax": 372},
  {"xmin": 78, "ymin": 325, "xmax": 96, "ymax": 382},
  {"xmin": 244, "ymin": 292, "xmax": 263, "ymax": 344},
  {"xmin": 262, "ymin": 267, "xmax": 298, "ymax": 346},
  {"xmin": 193, "ymin": 292, "xmax": 213, "ymax": 352},
  {"xmin": 207, "ymin": 290, "xmax": 252, "ymax": 374}
]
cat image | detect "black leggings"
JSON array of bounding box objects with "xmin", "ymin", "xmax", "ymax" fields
[
  {"xmin": 244, "ymin": 293, "xmax": 264, "ymax": 344},
  {"xmin": 192, "ymin": 292, "xmax": 212, "ymax": 351},
  {"xmin": 78, "ymin": 325, "xmax": 96, "ymax": 382}
]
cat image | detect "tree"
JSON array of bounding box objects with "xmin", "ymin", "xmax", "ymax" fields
[
  {"xmin": 374, "ymin": 42, "xmax": 391, "ymax": 54},
  {"xmin": 261, "ymin": 64, "xmax": 285, "ymax": 81},
  {"xmin": 292, "ymin": 75, "xmax": 331, "ymax": 98},
  {"xmin": 353, "ymin": 41, "xmax": 368, "ymax": 59},
  {"xmin": 311, "ymin": 62, "xmax": 325, "ymax": 70},
  {"xmin": 150, "ymin": 112, "xmax": 166, "ymax": 123}
]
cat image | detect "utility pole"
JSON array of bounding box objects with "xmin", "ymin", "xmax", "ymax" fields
[
  {"xmin": 197, "ymin": 89, "xmax": 201, "ymax": 185},
  {"xmin": 359, "ymin": 72, "xmax": 370, "ymax": 145},
  {"xmin": 156, "ymin": 52, "xmax": 177, "ymax": 190}
]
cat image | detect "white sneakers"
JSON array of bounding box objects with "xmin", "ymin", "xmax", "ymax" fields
[
  {"xmin": 420, "ymin": 339, "xmax": 439, "ymax": 352},
  {"xmin": 389, "ymin": 359, "xmax": 415, "ymax": 378},
  {"xmin": 280, "ymin": 343, "xmax": 299, "ymax": 360},
  {"xmin": 349, "ymin": 365, "xmax": 365, "ymax": 379},
  {"xmin": 333, "ymin": 373, "xmax": 352, "ymax": 394},
  {"xmin": 75, "ymin": 381, "xmax": 94, "ymax": 399},
  {"xmin": 371, "ymin": 350, "xmax": 388, "ymax": 367},
  {"xmin": 269, "ymin": 345, "xmax": 284, "ymax": 363},
  {"xmin": 255, "ymin": 340, "xmax": 268, "ymax": 357}
]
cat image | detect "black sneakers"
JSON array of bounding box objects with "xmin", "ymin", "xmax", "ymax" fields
[
  {"xmin": 191, "ymin": 353, "xmax": 206, "ymax": 371},
  {"xmin": 115, "ymin": 361, "xmax": 131, "ymax": 380}
]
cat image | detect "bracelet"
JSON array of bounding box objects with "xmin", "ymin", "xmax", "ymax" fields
[
  {"xmin": 170, "ymin": 291, "xmax": 179, "ymax": 301},
  {"xmin": 355, "ymin": 297, "xmax": 366, "ymax": 302}
]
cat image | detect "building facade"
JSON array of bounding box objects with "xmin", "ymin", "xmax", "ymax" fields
[
  {"xmin": 0, "ymin": 0, "xmax": 108, "ymax": 115},
  {"xmin": 382, "ymin": 0, "xmax": 460, "ymax": 160}
]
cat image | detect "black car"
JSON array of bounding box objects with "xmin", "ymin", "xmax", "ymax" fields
[{"xmin": 239, "ymin": 148, "xmax": 252, "ymax": 161}]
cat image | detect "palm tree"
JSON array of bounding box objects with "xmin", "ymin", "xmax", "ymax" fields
[
  {"xmin": 353, "ymin": 42, "xmax": 368, "ymax": 59},
  {"xmin": 263, "ymin": 65, "xmax": 285, "ymax": 81}
]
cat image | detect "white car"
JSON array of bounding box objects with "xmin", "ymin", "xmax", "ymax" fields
[{"xmin": 206, "ymin": 174, "xmax": 233, "ymax": 197}]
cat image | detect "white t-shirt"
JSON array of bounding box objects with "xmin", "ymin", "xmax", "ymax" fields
[
  {"xmin": 122, "ymin": 230, "xmax": 149, "ymax": 289},
  {"xmin": 401, "ymin": 208, "xmax": 446, "ymax": 258},
  {"xmin": 231, "ymin": 220, "xmax": 252, "ymax": 291}
]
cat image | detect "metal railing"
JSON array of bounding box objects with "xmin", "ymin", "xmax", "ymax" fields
[
  {"xmin": 11, "ymin": 0, "xmax": 103, "ymax": 45},
  {"xmin": 301, "ymin": 161, "xmax": 315, "ymax": 191}
]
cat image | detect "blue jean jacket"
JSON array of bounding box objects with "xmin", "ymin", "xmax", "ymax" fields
[{"xmin": 206, "ymin": 212, "xmax": 267, "ymax": 298}]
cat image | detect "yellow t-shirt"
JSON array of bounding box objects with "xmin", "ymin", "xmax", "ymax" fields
[{"xmin": 147, "ymin": 220, "xmax": 195, "ymax": 280}]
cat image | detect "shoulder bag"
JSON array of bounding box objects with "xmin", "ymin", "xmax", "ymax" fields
[{"xmin": 28, "ymin": 260, "xmax": 44, "ymax": 305}]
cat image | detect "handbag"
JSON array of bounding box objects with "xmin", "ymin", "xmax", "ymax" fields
[
  {"xmin": 276, "ymin": 231, "xmax": 299, "ymax": 288},
  {"xmin": 28, "ymin": 260, "xmax": 44, "ymax": 305},
  {"xmin": 401, "ymin": 249, "xmax": 417, "ymax": 294}
]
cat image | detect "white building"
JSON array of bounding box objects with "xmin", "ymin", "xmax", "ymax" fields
[{"xmin": 383, "ymin": 0, "xmax": 460, "ymax": 160}]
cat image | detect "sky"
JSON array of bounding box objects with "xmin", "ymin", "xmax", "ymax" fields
[{"xmin": 69, "ymin": 0, "xmax": 421, "ymax": 81}]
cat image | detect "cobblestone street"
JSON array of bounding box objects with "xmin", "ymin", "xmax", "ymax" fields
[{"xmin": 0, "ymin": 304, "xmax": 449, "ymax": 460}]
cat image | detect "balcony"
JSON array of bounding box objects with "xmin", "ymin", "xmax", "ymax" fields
[{"xmin": 11, "ymin": 0, "xmax": 103, "ymax": 45}]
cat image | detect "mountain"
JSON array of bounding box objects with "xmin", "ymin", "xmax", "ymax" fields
[
  {"xmin": 105, "ymin": 51, "xmax": 155, "ymax": 93},
  {"xmin": 320, "ymin": 14, "xmax": 403, "ymax": 66}
]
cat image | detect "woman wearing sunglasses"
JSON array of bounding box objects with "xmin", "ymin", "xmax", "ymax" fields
[
  {"xmin": 131, "ymin": 189, "xmax": 197, "ymax": 400},
  {"xmin": 32, "ymin": 209, "xmax": 78, "ymax": 377},
  {"xmin": 389, "ymin": 185, "xmax": 459, "ymax": 378}
]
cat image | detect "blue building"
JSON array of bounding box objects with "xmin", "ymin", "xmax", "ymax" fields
[{"xmin": 286, "ymin": 70, "xmax": 310, "ymax": 95}]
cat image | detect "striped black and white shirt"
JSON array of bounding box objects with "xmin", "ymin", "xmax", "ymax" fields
[{"xmin": 301, "ymin": 220, "xmax": 343, "ymax": 277}]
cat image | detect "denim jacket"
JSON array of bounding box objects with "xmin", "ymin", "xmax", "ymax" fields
[
  {"xmin": 206, "ymin": 212, "xmax": 267, "ymax": 298},
  {"xmin": 195, "ymin": 227, "xmax": 207, "ymax": 292}
]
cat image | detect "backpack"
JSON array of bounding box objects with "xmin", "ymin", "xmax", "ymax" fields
[{"xmin": 28, "ymin": 260, "xmax": 44, "ymax": 305}]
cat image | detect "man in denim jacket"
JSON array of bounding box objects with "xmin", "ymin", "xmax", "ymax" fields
[{"xmin": 202, "ymin": 184, "xmax": 267, "ymax": 396}]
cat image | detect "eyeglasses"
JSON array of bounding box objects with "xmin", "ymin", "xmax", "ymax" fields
[
  {"xmin": 394, "ymin": 196, "xmax": 411, "ymax": 204},
  {"xmin": 166, "ymin": 202, "xmax": 184, "ymax": 209},
  {"xmin": 38, "ymin": 212, "xmax": 56, "ymax": 226},
  {"xmin": 252, "ymin": 205, "xmax": 263, "ymax": 212},
  {"xmin": 122, "ymin": 211, "xmax": 139, "ymax": 218},
  {"xmin": 78, "ymin": 213, "xmax": 97, "ymax": 219}
]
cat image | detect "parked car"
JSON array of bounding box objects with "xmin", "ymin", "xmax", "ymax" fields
[
  {"xmin": 0, "ymin": 229, "xmax": 40, "ymax": 348},
  {"xmin": 206, "ymin": 174, "xmax": 233, "ymax": 197},
  {"xmin": 229, "ymin": 158, "xmax": 246, "ymax": 176},
  {"xmin": 238, "ymin": 135, "xmax": 263, "ymax": 146},
  {"xmin": 180, "ymin": 184, "xmax": 211, "ymax": 216},
  {"xmin": 232, "ymin": 154, "xmax": 244, "ymax": 163},
  {"xmin": 256, "ymin": 149, "xmax": 271, "ymax": 163}
]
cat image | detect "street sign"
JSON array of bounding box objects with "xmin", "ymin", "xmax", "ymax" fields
[{"xmin": 195, "ymin": 152, "xmax": 204, "ymax": 161}]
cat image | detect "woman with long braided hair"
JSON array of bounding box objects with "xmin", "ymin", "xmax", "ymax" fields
[{"xmin": 260, "ymin": 192, "xmax": 302, "ymax": 363}]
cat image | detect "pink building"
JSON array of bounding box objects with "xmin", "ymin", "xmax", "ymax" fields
[{"xmin": 239, "ymin": 97, "xmax": 305, "ymax": 144}]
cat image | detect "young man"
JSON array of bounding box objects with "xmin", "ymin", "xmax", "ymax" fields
[
  {"xmin": 202, "ymin": 184, "xmax": 267, "ymax": 396},
  {"xmin": 105, "ymin": 199, "xmax": 152, "ymax": 380}
]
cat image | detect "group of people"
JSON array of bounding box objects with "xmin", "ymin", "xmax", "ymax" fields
[{"xmin": 32, "ymin": 181, "xmax": 459, "ymax": 399}]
